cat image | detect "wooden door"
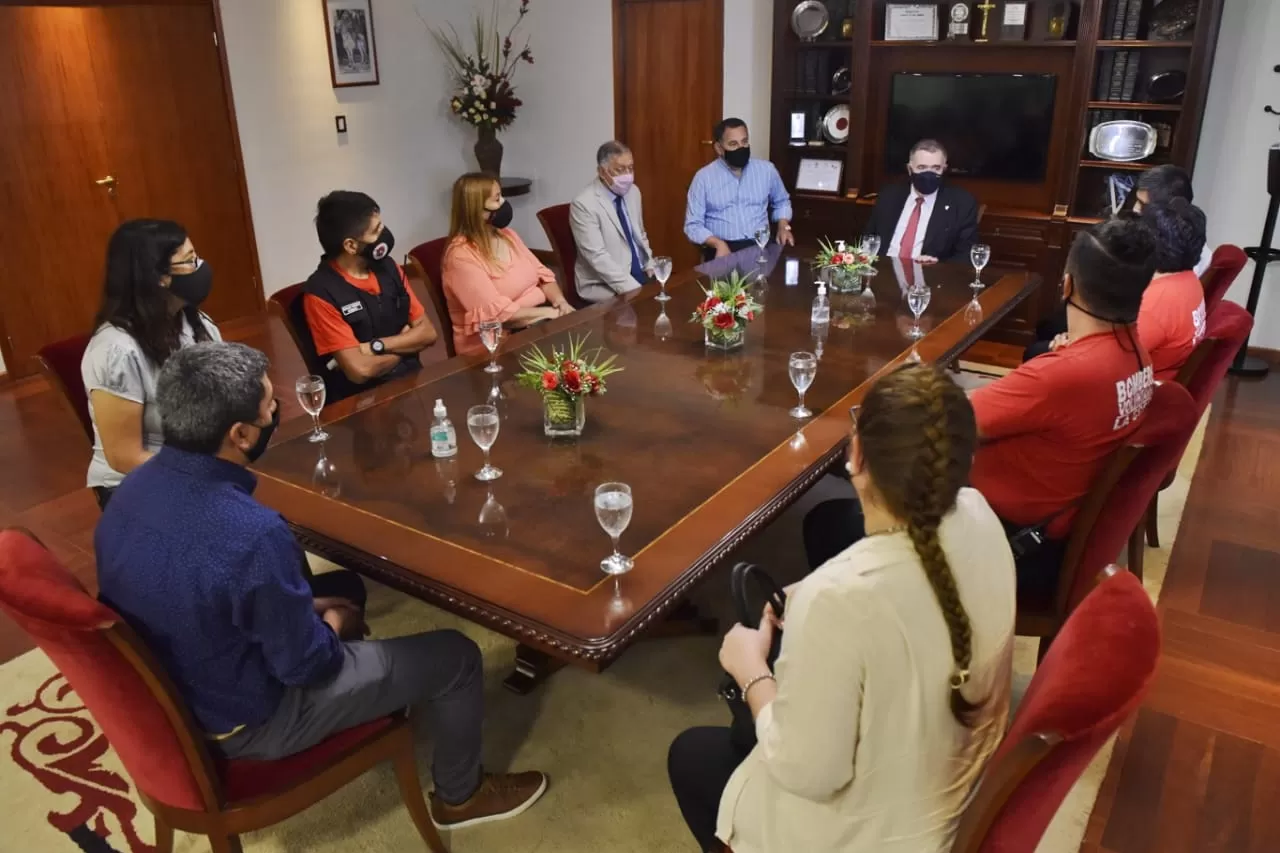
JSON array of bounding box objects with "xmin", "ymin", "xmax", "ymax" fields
[
  {"xmin": 90, "ymin": 3, "xmax": 261, "ymax": 325},
  {"xmin": 0, "ymin": 7, "xmax": 122, "ymax": 378},
  {"xmin": 0, "ymin": 2, "xmax": 261, "ymax": 379},
  {"xmin": 614, "ymin": 0, "xmax": 724, "ymax": 271}
]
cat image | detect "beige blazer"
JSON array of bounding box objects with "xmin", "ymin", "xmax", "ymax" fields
[
  {"xmin": 570, "ymin": 180, "xmax": 653, "ymax": 303},
  {"xmin": 717, "ymin": 488, "xmax": 1017, "ymax": 853}
]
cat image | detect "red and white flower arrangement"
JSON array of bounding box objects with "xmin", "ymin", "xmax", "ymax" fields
[
  {"xmin": 432, "ymin": 0, "xmax": 534, "ymax": 131},
  {"xmin": 814, "ymin": 237, "xmax": 876, "ymax": 276},
  {"xmin": 516, "ymin": 333, "xmax": 622, "ymax": 425},
  {"xmin": 690, "ymin": 271, "xmax": 763, "ymax": 347}
]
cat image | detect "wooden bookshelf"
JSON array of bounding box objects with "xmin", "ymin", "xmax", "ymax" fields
[{"xmin": 767, "ymin": 0, "xmax": 1224, "ymax": 345}]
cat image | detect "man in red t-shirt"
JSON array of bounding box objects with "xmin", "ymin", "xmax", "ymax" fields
[
  {"xmin": 1135, "ymin": 198, "xmax": 1208, "ymax": 380},
  {"xmin": 969, "ymin": 217, "xmax": 1157, "ymax": 595},
  {"xmin": 301, "ymin": 191, "xmax": 437, "ymax": 399}
]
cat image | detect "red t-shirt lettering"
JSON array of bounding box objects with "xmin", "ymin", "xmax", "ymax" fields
[
  {"xmin": 970, "ymin": 332, "xmax": 1154, "ymax": 539},
  {"xmin": 1137, "ymin": 270, "xmax": 1207, "ymax": 381}
]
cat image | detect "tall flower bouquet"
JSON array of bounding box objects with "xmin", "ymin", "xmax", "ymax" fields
[
  {"xmin": 690, "ymin": 271, "xmax": 763, "ymax": 351},
  {"xmin": 516, "ymin": 334, "xmax": 622, "ymax": 437},
  {"xmin": 431, "ymin": 1, "xmax": 534, "ymax": 174},
  {"xmin": 814, "ymin": 237, "xmax": 876, "ymax": 293}
]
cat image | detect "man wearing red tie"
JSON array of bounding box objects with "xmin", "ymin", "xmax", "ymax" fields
[{"xmin": 863, "ymin": 139, "xmax": 980, "ymax": 265}]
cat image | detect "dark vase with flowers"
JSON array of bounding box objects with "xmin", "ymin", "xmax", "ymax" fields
[{"xmin": 475, "ymin": 126, "xmax": 504, "ymax": 176}]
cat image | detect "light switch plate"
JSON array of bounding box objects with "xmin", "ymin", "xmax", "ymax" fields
[{"xmin": 335, "ymin": 115, "xmax": 348, "ymax": 133}]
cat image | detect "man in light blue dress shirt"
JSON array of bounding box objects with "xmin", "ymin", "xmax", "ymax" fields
[{"xmin": 684, "ymin": 118, "xmax": 795, "ymax": 261}]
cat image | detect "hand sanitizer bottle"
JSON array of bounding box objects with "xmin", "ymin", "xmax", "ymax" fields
[
  {"xmin": 430, "ymin": 399, "xmax": 458, "ymax": 458},
  {"xmin": 811, "ymin": 283, "xmax": 831, "ymax": 326}
]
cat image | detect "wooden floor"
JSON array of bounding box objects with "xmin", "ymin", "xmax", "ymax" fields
[{"xmin": 1, "ymin": 316, "xmax": 1279, "ymax": 849}]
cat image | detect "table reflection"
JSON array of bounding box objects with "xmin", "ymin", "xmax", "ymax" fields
[
  {"xmin": 312, "ymin": 442, "xmax": 341, "ymax": 498},
  {"xmin": 478, "ymin": 484, "xmax": 508, "ymax": 540}
]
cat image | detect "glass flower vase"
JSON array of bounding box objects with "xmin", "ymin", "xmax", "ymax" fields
[
  {"xmin": 543, "ymin": 392, "xmax": 586, "ymax": 438},
  {"xmin": 704, "ymin": 325, "xmax": 745, "ymax": 351},
  {"xmin": 828, "ymin": 266, "xmax": 862, "ymax": 294}
]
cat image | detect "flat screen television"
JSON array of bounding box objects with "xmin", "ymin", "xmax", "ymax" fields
[{"xmin": 885, "ymin": 72, "xmax": 1058, "ymax": 182}]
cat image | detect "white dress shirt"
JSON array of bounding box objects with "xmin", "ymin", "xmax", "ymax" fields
[
  {"xmin": 716, "ymin": 488, "xmax": 1017, "ymax": 853},
  {"xmin": 888, "ymin": 189, "xmax": 939, "ymax": 258}
]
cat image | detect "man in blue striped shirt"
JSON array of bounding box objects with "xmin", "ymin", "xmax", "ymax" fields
[{"xmin": 685, "ymin": 118, "xmax": 795, "ymax": 260}]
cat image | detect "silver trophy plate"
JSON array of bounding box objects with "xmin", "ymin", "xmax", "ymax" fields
[
  {"xmin": 1089, "ymin": 120, "xmax": 1158, "ymax": 162},
  {"xmin": 791, "ymin": 0, "xmax": 830, "ymax": 41}
]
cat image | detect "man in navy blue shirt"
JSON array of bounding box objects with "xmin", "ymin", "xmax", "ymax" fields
[{"xmin": 96, "ymin": 341, "xmax": 546, "ymax": 829}]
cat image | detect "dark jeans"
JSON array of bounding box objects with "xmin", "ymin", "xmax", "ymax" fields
[
  {"xmin": 699, "ymin": 238, "xmax": 760, "ymax": 262},
  {"xmin": 802, "ymin": 497, "xmax": 1065, "ymax": 602},
  {"xmin": 93, "ymin": 486, "xmax": 114, "ymax": 511},
  {"xmin": 668, "ymin": 726, "xmax": 748, "ymax": 853},
  {"xmin": 216, "ymin": 629, "xmax": 485, "ymax": 804},
  {"xmin": 1024, "ymin": 304, "xmax": 1068, "ymax": 362}
]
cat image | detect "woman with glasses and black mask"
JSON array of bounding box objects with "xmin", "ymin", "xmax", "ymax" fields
[{"xmin": 81, "ymin": 219, "xmax": 220, "ymax": 509}]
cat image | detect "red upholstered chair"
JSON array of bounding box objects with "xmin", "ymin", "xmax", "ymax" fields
[
  {"xmin": 951, "ymin": 567, "xmax": 1160, "ymax": 853},
  {"xmin": 1016, "ymin": 382, "xmax": 1196, "ymax": 657},
  {"xmin": 266, "ymin": 282, "xmax": 330, "ymax": 380},
  {"xmin": 536, "ymin": 203, "xmax": 589, "ymax": 310},
  {"xmin": 405, "ymin": 238, "xmax": 455, "ymax": 357},
  {"xmin": 36, "ymin": 333, "xmax": 94, "ymax": 446},
  {"xmin": 1143, "ymin": 301, "xmax": 1255, "ymax": 548},
  {"xmin": 0, "ymin": 529, "xmax": 445, "ymax": 853},
  {"xmin": 1200, "ymin": 244, "xmax": 1248, "ymax": 317}
]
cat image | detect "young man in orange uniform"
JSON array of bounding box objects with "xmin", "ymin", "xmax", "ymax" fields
[
  {"xmin": 302, "ymin": 191, "xmax": 438, "ymax": 401},
  {"xmin": 968, "ymin": 217, "xmax": 1158, "ymax": 598},
  {"xmin": 1134, "ymin": 198, "xmax": 1208, "ymax": 380}
]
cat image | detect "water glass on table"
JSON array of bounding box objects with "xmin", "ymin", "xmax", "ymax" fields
[
  {"xmin": 466, "ymin": 404, "xmax": 502, "ymax": 481},
  {"xmin": 479, "ymin": 320, "xmax": 503, "ymax": 373},
  {"xmin": 860, "ymin": 235, "xmax": 881, "ymax": 274},
  {"xmin": 970, "ymin": 243, "xmax": 991, "ymax": 290},
  {"xmin": 753, "ymin": 228, "xmax": 770, "ymax": 264},
  {"xmin": 788, "ymin": 352, "xmax": 817, "ymax": 419},
  {"xmin": 906, "ymin": 283, "xmax": 931, "ymax": 340},
  {"xmin": 652, "ymin": 256, "xmax": 673, "ymax": 302},
  {"xmin": 296, "ymin": 375, "xmax": 329, "ymax": 443},
  {"xmin": 594, "ymin": 482, "xmax": 635, "ymax": 575}
]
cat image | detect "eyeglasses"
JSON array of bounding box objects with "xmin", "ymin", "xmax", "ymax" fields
[
  {"xmin": 605, "ymin": 164, "xmax": 636, "ymax": 176},
  {"xmin": 170, "ymin": 253, "xmax": 201, "ymax": 271}
]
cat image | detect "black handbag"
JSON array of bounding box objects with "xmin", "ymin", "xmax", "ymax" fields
[{"xmin": 718, "ymin": 561, "xmax": 787, "ymax": 754}]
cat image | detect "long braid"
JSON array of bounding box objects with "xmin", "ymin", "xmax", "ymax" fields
[{"xmin": 858, "ymin": 364, "xmax": 981, "ymax": 727}]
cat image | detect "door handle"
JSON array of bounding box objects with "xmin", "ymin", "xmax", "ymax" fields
[
  {"xmin": 94, "ymin": 175, "xmax": 117, "ymax": 197},
  {"xmin": 700, "ymin": 140, "xmax": 714, "ymax": 145}
]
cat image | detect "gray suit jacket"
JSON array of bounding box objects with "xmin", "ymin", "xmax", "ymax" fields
[{"xmin": 570, "ymin": 180, "xmax": 653, "ymax": 303}]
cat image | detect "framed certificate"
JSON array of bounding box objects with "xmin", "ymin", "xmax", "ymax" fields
[
  {"xmin": 885, "ymin": 4, "xmax": 940, "ymax": 41},
  {"xmin": 797, "ymin": 158, "xmax": 843, "ymax": 194}
]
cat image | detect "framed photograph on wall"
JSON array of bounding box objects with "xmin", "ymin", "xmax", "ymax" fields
[{"xmin": 323, "ymin": 0, "xmax": 380, "ymax": 88}]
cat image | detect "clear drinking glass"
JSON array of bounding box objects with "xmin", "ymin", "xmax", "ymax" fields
[
  {"xmin": 295, "ymin": 375, "xmax": 329, "ymax": 443},
  {"xmin": 652, "ymin": 255, "xmax": 673, "ymax": 302},
  {"xmin": 860, "ymin": 234, "xmax": 881, "ymax": 275},
  {"xmin": 754, "ymin": 227, "xmax": 770, "ymax": 264},
  {"xmin": 594, "ymin": 482, "xmax": 635, "ymax": 575},
  {"xmin": 907, "ymin": 283, "xmax": 932, "ymax": 340},
  {"xmin": 479, "ymin": 320, "xmax": 503, "ymax": 373},
  {"xmin": 466, "ymin": 404, "xmax": 502, "ymax": 481},
  {"xmin": 970, "ymin": 243, "xmax": 992, "ymax": 290},
  {"xmin": 788, "ymin": 351, "xmax": 817, "ymax": 419}
]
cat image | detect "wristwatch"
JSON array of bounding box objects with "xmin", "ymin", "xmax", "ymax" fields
[{"xmin": 370, "ymin": 339, "xmax": 386, "ymax": 355}]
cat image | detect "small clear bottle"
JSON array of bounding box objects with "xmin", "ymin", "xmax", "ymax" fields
[
  {"xmin": 430, "ymin": 398, "xmax": 458, "ymax": 459},
  {"xmin": 811, "ymin": 283, "xmax": 831, "ymax": 326}
]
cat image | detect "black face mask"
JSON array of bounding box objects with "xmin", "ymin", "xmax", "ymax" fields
[
  {"xmin": 910, "ymin": 171, "xmax": 943, "ymax": 195},
  {"xmin": 723, "ymin": 146, "xmax": 751, "ymax": 169},
  {"xmin": 487, "ymin": 200, "xmax": 514, "ymax": 229},
  {"xmin": 243, "ymin": 401, "xmax": 280, "ymax": 464},
  {"xmin": 360, "ymin": 226, "xmax": 395, "ymax": 264},
  {"xmin": 169, "ymin": 259, "xmax": 213, "ymax": 306}
]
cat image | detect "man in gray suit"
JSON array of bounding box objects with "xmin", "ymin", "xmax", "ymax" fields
[{"xmin": 570, "ymin": 140, "xmax": 653, "ymax": 303}]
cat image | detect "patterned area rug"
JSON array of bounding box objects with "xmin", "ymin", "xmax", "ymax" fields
[{"xmin": 0, "ymin": 411, "xmax": 1207, "ymax": 853}]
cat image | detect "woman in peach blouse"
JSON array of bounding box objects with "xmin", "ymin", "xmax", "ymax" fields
[{"xmin": 442, "ymin": 173, "xmax": 575, "ymax": 355}]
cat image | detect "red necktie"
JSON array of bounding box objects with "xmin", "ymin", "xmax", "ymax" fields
[{"xmin": 898, "ymin": 196, "xmax": 925, "ymax": 259}]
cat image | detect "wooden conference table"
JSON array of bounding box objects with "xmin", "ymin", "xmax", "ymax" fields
[{"xmin": 255, "ymin": 246, "xmax": 1040, "ymax": 691}]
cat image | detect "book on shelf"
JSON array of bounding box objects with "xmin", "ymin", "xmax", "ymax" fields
[
  {"xmin": 1095, "ymin": 51, "xmax": 1116, "ymax": 100},
  {"xmin": 1108, "ymin": 0, "xmax": 1128, "ymax": 39},
  {"xmin": 1120, "ymin": 51, "xmax": 1142, "ymax": 101},
  {"xmin": 1108, "ymin": 51, "xmax": 1129, "ymax": 101},
  {"xmin": 1122, "ymin": 0, "xmax": 1144, "ymax": 40}
]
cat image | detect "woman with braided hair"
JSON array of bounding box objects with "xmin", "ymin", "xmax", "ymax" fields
[{"xmin": 667, "ymin": 363, "xmax": 1016, "ymax": 853}]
